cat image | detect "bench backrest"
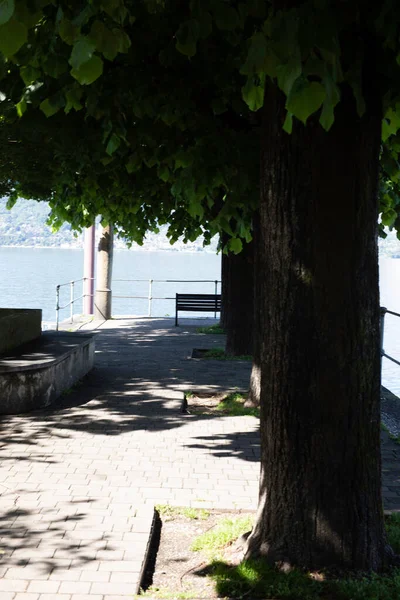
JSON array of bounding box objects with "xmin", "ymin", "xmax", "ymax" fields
[{"xmin": 176, "ymin": 293, "xmax": 221, "ymax": 311}]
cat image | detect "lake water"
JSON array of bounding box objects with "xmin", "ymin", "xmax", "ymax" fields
[
  {"xmin": 1, "ymin": 247, "xmax": 400, "ymax": 395},
  {"xmin": 0, "ymin": 247, "xmax": 221, "ymax": 321}
]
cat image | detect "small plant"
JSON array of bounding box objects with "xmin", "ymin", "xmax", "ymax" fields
[
  {"xmin": 203, "ymin": 512, "xmax": 400, "ymax": 599},
  {"xmin": 386, "ymin": 512, "xmax": 400, "ymax": 553},
  {"xmin": 196, "ymin": 324, "xmax": 226, "ymax": 334},
  {"xmin": 191, "ymin": 515, "xmax": 253, "ymax": 560},
  {"xmin": 138, "ymin": 587, "xmax": 196, "ymax": 599},
  {"xmin": 186, "ymin": 392, "xmax": 259, "ymax": 418},
  {"xmin": 389, "ymin": 432, "xmax": 400, "ymax": 444},
  {"xmin": 155, "ymin": 505, "xmax": 210, "ymax": 521},
  {"xmin": 216, "ymin": 392, "xmax": 260, "ymax": 417},
  {"xmin": 202, "ymin": 347, "xmax": 252, "ymax": 361}
]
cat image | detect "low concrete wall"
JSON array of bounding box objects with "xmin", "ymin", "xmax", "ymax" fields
[
  {"xmin": 0, "ymin": 332, "xmax": 95, "ymax": 414},
  {"xmin": 0, "ymin": 308, "xmax": 42, "ymax": 355}
]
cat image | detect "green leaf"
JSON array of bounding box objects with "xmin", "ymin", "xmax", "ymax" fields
[
  {"xmin": 175, "ymin": 19, "xmax": 200, "ymax": 57},
  {"xmin": 240, "ymin": 32, "xmax": 267, "ymax": 76},
  {"xmin": 276, "ymin": 56, "xmax": 302, "ymax": 97},
  {"xmin": 20, "ymin": 65, "xmax": 40, "ymax": 86},
  {"xmin": 382, "ymin": 208, "xmax": 397, "ymax": 227},
  {"xmin": 16, "ymin": 98, "xmax": 26, "ymax": 117},
  {"xmin": 382, "ymin": 108, "xmax": 400, "ymax": 141},
  {"xmin": 40, "ymin": 98, "xmax": 61, "ymax": 117},
  {"xmin": 242, "ymin": 77, "xmax": 264, "ymax": 112},
  {"xmin": 174, "ymin": 151, "xmax": 192, "ymax": 169},
  {"xmin": 106, "ymin": 132, "xmax": 121, "ymax": 156},
  {"xmin": 0, "ymin": 0, "xmax": 13, "ymax": 25},
  {"xmin": 65, "ymin": 87, "xmax": 83, "ymax": 113},
  {"xmin": 69, "ymin": 37, "xmax": 96, "ymax": 69},
  {"xmin": 382, "ymin": 119, "xmax": 392, "ymax": 142},
  {"xmin": 228, "ymin": 237, "xmax": 243, "ymax": 254},
  {"xmin": 286, "ymin": 80, "xmax": 326, "ymax": 124},
  {"xmin": 319, "ymin": 71, "xmax": 340, "ymax": 131},
  {"xmin": 116, "ymin": 29, "xmax": 131, "ymax": 53},
  {"xmin": 72, "ymin": 5, "xmax": 94, "ymax": 28},
  {"xmin": 89, "ymin": 21, "xmax": 119, "ymax": 61},
  {"xmin": 158, "ymin": 165, "xmax": 170, "ymax": 182},
  {"xmin": 283, "ymin": 111, "xmax": 293, "ymax": 134},
  {"xmin": 14, "ymin": 2, "xmax": 40, "ymax": 29},
  {"xmin": 43, "ymin": 55, "xmax": 68, "ymax": 78},
  {"xmin": 319, "ymin": 99, "xmax": 334, "ymax": 131},
  {"xmin": 350, "ymin": 81, "xmax": 365, "ymax": 117},
  {"xmin": 126, "ymin": 153, "xmax": 141, "ymax": 173},
  {"xmin": 0, "ymin": 18, "xmax": 26, "ymax": 57},
  {"xmin": 59, "ymin": 18, "xmax": 79, "ymax": 45},
  {"xmin": 71, "ymin": 55, "xmax": 103, "ymax": 85},
  {"xmin": 212, "ymin": 2, "xmax": 240, "ymax": 30}
]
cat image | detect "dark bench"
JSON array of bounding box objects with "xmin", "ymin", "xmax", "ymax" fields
[{"xmin": 175, "ymin": 293, "xmax": 221, "ymax": 326}]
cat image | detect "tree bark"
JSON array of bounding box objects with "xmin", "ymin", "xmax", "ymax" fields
[
  {"xmin": 247, "ymin": 213, "xmax": 261, "ymax": 406},
  {"xmin": 245, "ymin": 81, "xmax": 391, "ymax": 570},
  {"xmin": 221, "ymin": 236, "xmax": 254, "ymax": 356},
  {"xmin": 94, "ymin": 224, "xmax": 114, "ymax": 320}
]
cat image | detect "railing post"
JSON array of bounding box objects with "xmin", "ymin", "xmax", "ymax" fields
[
  {"xmin": 70, "ymin": 281, "xmax": 74, "ymax": 324},
  {"xmin": 148, "ymin": 279, "xmax": 153, "ymax": 317},
  {"xmin": 381, "ymin": 307, "xmax": 387, "ymax": 356},
  {"xmin": 214, "ymin": 280, "xmax": 218, "ymax": 318},
  {"xmin": 56, "ymin": 285, "xmax": 60, "ymax": 332}
]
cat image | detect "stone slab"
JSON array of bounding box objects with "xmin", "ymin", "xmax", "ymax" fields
[
  {"xmin": 0, "ymin": 308, "xmax": 42, "ymax": 355},
  {"xmin": 0, "ymin": 332, "xmax": 95, "ymax": 414}
]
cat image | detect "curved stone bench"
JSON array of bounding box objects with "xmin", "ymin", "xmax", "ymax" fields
[
  {"xmin": 0, "ymin": 308, "xmax": 42, "ymax": 354},
  {"xmin": 0, "ymin": 332, "xmax": 95, "ymax": 414}
]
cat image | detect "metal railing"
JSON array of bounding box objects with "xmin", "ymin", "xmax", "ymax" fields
[
  {"xmin": 113, "ymin": 279, "xmax": 221, "ymax": 317},
  {"xmin": 55, "ymin": 278, "xmax": 220, "ymax": 329},
  {"xmin": 381, "ymin": 307, "xmax": 400, "ymax": 366},
  {"xmin": 55, "ymin": 277, "xmax": 94, "ymax": 331}
]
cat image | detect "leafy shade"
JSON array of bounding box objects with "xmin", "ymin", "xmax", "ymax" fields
[{"xmin": 0, "ymin": 2, "xmax": 400, "ymax": 238}]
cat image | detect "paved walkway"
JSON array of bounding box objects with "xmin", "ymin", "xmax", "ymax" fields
[
  {"xmin": 0, "ymin": 318, "xmax": 256, "ymax": 599},
  {"xmin": 0, "ymin": 317, "xmax": 399, "ymax": 599}
]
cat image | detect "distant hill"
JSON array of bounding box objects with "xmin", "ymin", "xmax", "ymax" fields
[
  {"xmin": 0, "ymin": 198, "xmax": 81, "ymax": 248},
  {"xmin": 0, "ymin": 198, "xmax": 218, "ymax": 252}
]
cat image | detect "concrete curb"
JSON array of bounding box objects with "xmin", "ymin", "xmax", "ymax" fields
[{"xmin": 135, "ymin": 506, "xmax": 157, "ymax": 595}]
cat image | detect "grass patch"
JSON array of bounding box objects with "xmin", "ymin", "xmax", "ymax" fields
[
  {"xmin": 389, "ymin": 432, "xmax": 400, "ymax": 444},
  {"xmin": 138, "ymin": 588, "xmax": 196, "ymax": 599},
  {"xmin": 191, "ymin": 515, "xmax": 253, "ymax": 560},
  {"xmin": 196, "ymin": 324, "xmax": 225, "ymax": 334},
  {"xmin": 387, "ymin": 513, "xmax": 400, "ymax": 553},
  {"xmin": 209, "ymin": 559, "xmax": 400, "ymax": 600},
  {"xmin": 187, "ymin": 513, "xmax": 400, "ymax": 599},
  {"xmin": 381, "ymin": 423, "xmax": 400, "ymax": 444},
  {"xmin": 201, "ymin": 347, "xmax": 252, "ymax": 361},
  {"xmin": 216, "ymin": 392, "xmax": 259, "ymax": 417},
  {"xmin": 185, "ymin": 392, "xmax": 259, "ymax": 418},
  {"xmin": 155, "ymin": 505, "xmax": 210, "ymax": 521}
]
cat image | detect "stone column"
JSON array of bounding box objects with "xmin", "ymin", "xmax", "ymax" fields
[{"xmin": 94, "ymin": 224, "xmax": 114, "ymax": 320}]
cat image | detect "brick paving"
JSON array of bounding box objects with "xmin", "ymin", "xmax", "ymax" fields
[
  {"xmin": 0, "ymin": 318, "xmax": 256, "ymax": 598},
  {"xmin": 0, "ymin": 316, "xmax": 399, "ymax": 599}
]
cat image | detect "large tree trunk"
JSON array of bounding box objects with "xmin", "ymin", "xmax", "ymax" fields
[
  {"xmin": 245, "ymin": 80, "xmax": 391, "ymax": 570},
  {"xmin": 221, "ymin": 236, "xmax": 254, "ymax": 356},
  {"xmin": 247, "ymin": 213, "xmax": 261, "ymax": 406}
]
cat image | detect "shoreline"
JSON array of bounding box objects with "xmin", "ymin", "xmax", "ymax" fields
[{"xmin": 0, "ymin": 245, "xmax": 218, "ymax": 253}]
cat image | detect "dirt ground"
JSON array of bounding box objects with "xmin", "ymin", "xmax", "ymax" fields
[
  {"xmin": 141, "ymin": 509, "xmax": 253, "ymax": 599},
  {"xmin": 183, "ymin": 392, "xmax": 249, "ymax": 416},
  {"xmin": 184, "ymin": 392, "xmax": 230, "ymax": 415}
]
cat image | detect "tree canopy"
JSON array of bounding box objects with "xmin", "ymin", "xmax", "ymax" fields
[{"xmin": 1, "ymin": 0, "xmax": 399, "ymax": 245}]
